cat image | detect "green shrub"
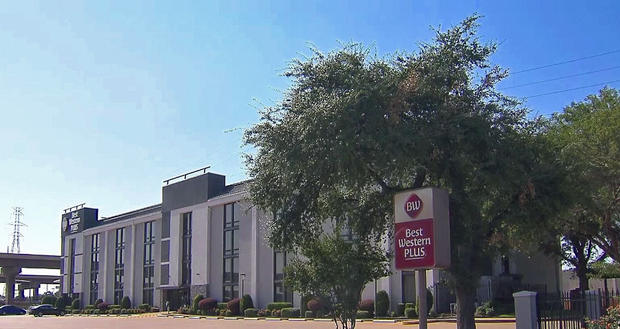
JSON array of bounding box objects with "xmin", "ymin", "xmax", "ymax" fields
[
  {"xmin": 243, "ymin": 308, "xmax": 258, "ymax": 317},
  {"xmin": 217, "ymin": 302, "xmax": 228, "ymax": 310},
  {"xmin": 305, "ymin": 310, "xmax": 314, "ymax": 318},
  {"xmin": 71, "ymin": 298, "xmax": 81, "ymax": 309},
  {"xmin": 192, "ymin": 294, "xmax": 203, "ymax": 312},
  {"xmin": 42, "ymin": 295, "xmax": 57, "ymax": 306},
  {"xmin": 301, "ymin": 295, "xmax": 312, "ymax": 315},
  {"xmin": 227, "ymin": 298, "xmax": 240, "ymax": 315},
  {"xmin": 71, "ymin": 309, "xmax": 80, "ymax": 314},
  {"xmin": 225, "ymin": 309, "xmax": 233, "ymax": 317},
  {"xmin": 475, "ymin": 302, "xmax": 495, "ymax": 317},
  {"xmin": 240, "ymin": 294, "xmax": 254, "ymax": 312},
  {"xmin": 272, "ymin": 309, "xmax": 281, "ymax": 317},
  {"xmin": 138, "ymin": 304, "xmax": 151, "ymax": 312},
  {"xmin": 266, "ymin": 302, "xmax": 293, "ymax": 310},
  {"xmin": 121, "ymin": 296, "xmax": 131, "ymax": 309},
  {"xmin": 376, "ymin": 290, "xmax": 389, "ymax": 317},
  {"xmin": 415, "ymin": 288, "xmax": 433, "ymax": 316},
  {"xmin": 56, "ymin": 295, "xmax": 72, "ymax": 310},
  {"xmin": 109, "ymin": 304, "xmax": 121, "ymax": 310},
  {"xmin": 281, "ymin": 307, "xmax": 300, "ymax": 318},
  {"xmin": 85, "ymin": 305, "xmax": 95, "ymax": 310},
  {"xmin": 357, "ymin": 310, "xmax": 371, "ymax": 319},
  {"xmin": 264, "ymin": 310, "xmax": 272, "ymax": 317},
  {"xmin": 405, "ymin": 307, "xmax": 417, "ymax": 319}
]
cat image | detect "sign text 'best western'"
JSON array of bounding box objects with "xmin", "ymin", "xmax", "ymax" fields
[{"xmin": 393, "ymin": 187, "xmax": 450, "ymax": 270}]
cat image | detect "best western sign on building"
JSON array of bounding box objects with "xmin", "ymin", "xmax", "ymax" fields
[{"xmin": 394, "ymin": 187, "xmax": 450, "ymax": 269}]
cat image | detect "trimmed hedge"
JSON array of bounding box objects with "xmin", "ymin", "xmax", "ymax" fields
[
  {"xmin": 121, "ymin": 296, "xmax": 131, "ymax": 310},
  {"xmin": 56, "ymin": 295, "xmax": 72, "ymax": 310},
  {"xmin": 267, "ymin": 302, "xmax": 293, "ymax": 311},
  {"xmin": 281, "ymin": 307, "xmax": 300, "ymax": 318},
  {"xmin": 41, "ymin": 295, "xmax": 57, "ymax": 306},
  {"xmin": 138, "ymin": 304, "xmax": 151, "ymax": 312},
  {"xmin": 357, "ymin": 310, "xmax": 371, "ymax": 319},
  {"xmin": 240, "ymin": 294, "xmax": 254, "ymax": 312},
  {"xmin": 243, "ymin": 308, "xmax": 258, "ymax": 317},
  {"xmin": 227, "ymin": 298, "xmax": 240, "ymax": 315},
  {"xmin": 376, "ymin": 290, "xmax": 389, "ymax": 317},
  {"xmin": 71, "ymin": 298, "xmax": 81, "ymax": 310},
  {"xmin": 198, "ymin": 298, "xmax": 218, "ymax": 312}
]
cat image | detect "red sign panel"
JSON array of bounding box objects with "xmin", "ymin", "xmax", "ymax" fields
[
  {"xmin": 404, "ymin": 193, "xmax": 423, "ymax": 219},
  {"xmin": 395, "ymin": 218, "xmax": 434, "ymax": 269}
]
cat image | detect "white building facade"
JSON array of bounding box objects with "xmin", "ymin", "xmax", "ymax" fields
[{"xmin": 60, "ymin": 170, "xmax": 561, "ymax": 311}]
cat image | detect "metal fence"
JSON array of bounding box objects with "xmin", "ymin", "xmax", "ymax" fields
[{"xmin": 537, "ymin": 289, "xmax": 620, "ymax": 329}]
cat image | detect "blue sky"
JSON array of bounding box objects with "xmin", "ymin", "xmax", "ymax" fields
[{"xmin": 0, "ymin": 0, "xmax": 619, "ymax": 257}]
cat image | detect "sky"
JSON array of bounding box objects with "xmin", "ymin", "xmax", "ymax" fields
[{"xmin": 0, "ymin": 0, "xmax": 619, "ymax": 258}]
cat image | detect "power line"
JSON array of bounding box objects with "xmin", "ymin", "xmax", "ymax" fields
[
  {"xmin": 501, "ymin": 66, "xmax": 620, "ymax": 90},
  {"xmin": 523, "ymin": 79, "xmax": 620, "ymax": 99},
  {"xmin": 511, "ymin": 49, "xmax": 620, "ymax": 75}
]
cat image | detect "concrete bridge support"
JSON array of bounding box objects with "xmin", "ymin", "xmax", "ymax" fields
[{"xmin": 1, "ymin": 266, "xmax": 21, "ymax": 304}]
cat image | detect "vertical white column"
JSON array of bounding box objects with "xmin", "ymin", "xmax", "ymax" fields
[
  {"xmin": 250, "ymin": 206, "xmax": 258, "ymax": 300},
  {"xmin": 205, "ymin": 206, "xmax": 211, "ymax": 286},
  {"xmin": 128, "ymin": 223, "xmax": 137, "ymax": 304}
]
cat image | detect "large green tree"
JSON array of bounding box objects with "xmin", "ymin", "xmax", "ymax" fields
[
  {"xmin": 245, "ymin": 15, "xmax": 565, "ymax": 329},
  {"xmin": 546, "ymin": 88, "xmax": 620, "ymax": 263}
]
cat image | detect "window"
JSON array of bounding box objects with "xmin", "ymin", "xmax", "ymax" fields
[
  {"xmin": 181, "ymin": 213, "xmax": 192, "ymax": 286},
  {"xmin": 223, "ymin": 203, "xmax": 239, "ymax": 301},
  {"xmin": 274, "ymin": 251, "xmax": 293, "ymax": 302},
  {"xmin": 114, "ymin": 228, "xmax": 125, "ymax": 305},
  {"xmin": 90, "ymin": 233, "xmax": 100, "ymax": 304},
  {"xmin": 143, "ymin": 222, "xmax": 155, "ymax": 305}
]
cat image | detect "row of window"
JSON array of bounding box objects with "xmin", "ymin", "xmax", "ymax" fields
[{"xmin": 85, "ymin": 202, "xmax": 292, "ymax": 305}]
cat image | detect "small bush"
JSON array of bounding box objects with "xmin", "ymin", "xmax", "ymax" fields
[
  {"xmin": 475, "ymin": 302, "xmax": 495, "ymax": 317},
  {"xmin": 267, "ymin": 302, "xmax": 293, "ymax": 310},
  {"xmin": 71, "ymin": 309, "xmax": 80, "ymax": 314},
  {"xmin": 198, "ymin": 298, "xmax": 218, "ymax": 313},
  {"xmin": 376, "ymin": 290, "xmax": 390, "ymax": 317},
  {"xmin": 71, "ymin": 298, "xmax": 81, "ymax": 310},
  {"xmin": 357, "ymin": 310, "xmax": 371, "ymax": 319},
  {"xmin": 264, "ymin": 309, "xmax": 272, "ymax": 317},
  {"xmin": 41, "ymin": 295, "xmax": 57, "ymax": 306},
  {"xmin": 415, "ymin": 288, "xmax": 433, "ymax": 316},
  {"xmin": 95, "ymin": 299, "xmax": 104, "ymax": 307},
  {"xmin": 281, "ymin": 307, "xmax": 301, "ymax": 318},
  {"xmin": 272, "ymin": 309, "xmax": 281, "ymax": 317},
  {"xmin": 121, "ymin": 296, "xmax": 131, "ymax": 309},
  {"xmin": 217, "ymin": 302, "xmax": 228, "ymax": 310},
  {"xmin": 178, "ymin": 306, "xmax": 191, "ymax": 314},
  {"xmin": 97, "ymin": 302, "xmax": 110, "ymax": 311},
  {"xmin": 240, "ymin": 294, "xmax": 254, "ymax": 312},
  {"xmin": 307, "ymin": 298, "xmax": 323, "ymax": 313},
  {"xmin": 85, "ymin": 305, "xmax": 95, "ymax": 310},
  {"xmin": 225, "ymin": 310, "xmax": 233, "ymax": 317},
  {"xmin": 192, "ymin": 294, "xmax": 203, "ymax": 312},
  {"xmin": 227, "ymin": 298, "xmax": 240, "ymax": 315},
  {"xmin": 218, "ymin": 309, "xmax": 227, "ymax": 316},
  {"xmin": 305, "ymin": 310, "xmax": 314, "ymax": 318},
  {"xmin": 405, "ymin": 307, "xmax": 417, "ymax": 319},
  {"xmin": 109, "ymin": 304, "xmax": 121, "ymax": 310},
  {"xmin": 138, "ymin": 304, "xmax": 151, "ymax": 312},
  {"xmin": 244, "ymin": 308, "xmax": 258, "ymax": 317},
  {"xmin": 358, "ymin": 299, "xmax": 374, "ymax": 317}
]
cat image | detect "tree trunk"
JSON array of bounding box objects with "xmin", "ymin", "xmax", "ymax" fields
[
  {"xmin": 576, "ymin": 266, "xmax": 589, "ymax": 293},
  {"xmin": 456, "ymin": 287, "xmax": 476, "ymax": 329}
]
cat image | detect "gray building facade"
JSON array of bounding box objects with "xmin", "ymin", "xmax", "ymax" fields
[{"xmin": 60, "ymin": 169, "xmax": 561, "ymax": 311}]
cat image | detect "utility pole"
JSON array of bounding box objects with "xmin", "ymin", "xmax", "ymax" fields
[{"xmin": 9, "ymin": 207, "xmax": 25, "ymax": 254}]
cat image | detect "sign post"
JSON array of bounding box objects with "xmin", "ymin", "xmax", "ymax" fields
[{"xmin": 394, "ymin": 187, "xmax": 450, "ymax": 329}]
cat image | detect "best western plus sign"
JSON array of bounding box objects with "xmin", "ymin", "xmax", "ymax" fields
[{"xmin": 393, "ymin": 187, "xmax": 451, "ymax": 270}]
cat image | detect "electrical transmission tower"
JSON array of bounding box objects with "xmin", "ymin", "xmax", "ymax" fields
[{"xmin": 9, "ymin": 207, "xmax": 25, "ymax": 254}]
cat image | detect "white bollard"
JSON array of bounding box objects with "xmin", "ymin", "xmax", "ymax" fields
[{"xmin": 513, "ymin": 291, "xmax": 538, "ymax": 329}]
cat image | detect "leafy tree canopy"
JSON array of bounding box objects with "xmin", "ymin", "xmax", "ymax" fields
[{"xmin": 245, "ymin": 15, "xmax": 568, "ymax": 329}]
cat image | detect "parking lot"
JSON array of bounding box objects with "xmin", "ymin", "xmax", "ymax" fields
[{"xmin": 0, "ymin": 315, "xmax": 516, "ymax": 329}]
